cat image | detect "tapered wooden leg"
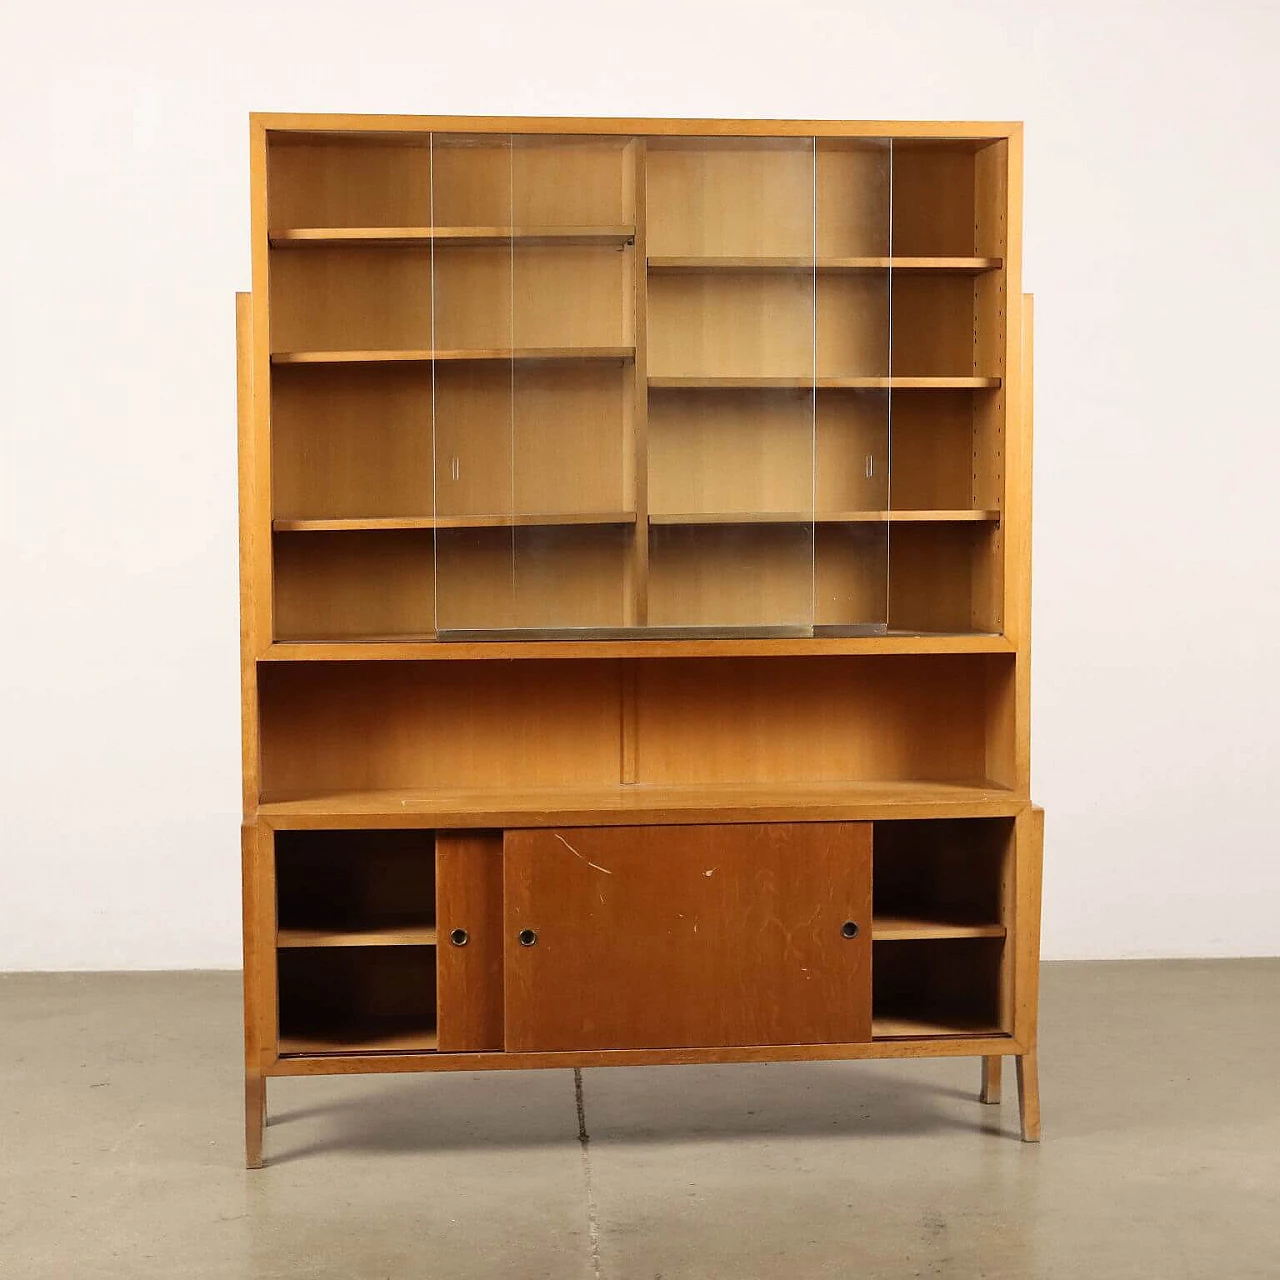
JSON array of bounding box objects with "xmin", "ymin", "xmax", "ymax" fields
[
  {"xmin": 980, "ymin": 1055, "xmax": 1003, "ymax": 1104},
  {"xmin": 1016, "ymin": 1050, "xmax": 1040, "ymax": 1142},
  {"xmin": 246, "ymin": 1073, "xmax": 265, "ymax": 1169}
]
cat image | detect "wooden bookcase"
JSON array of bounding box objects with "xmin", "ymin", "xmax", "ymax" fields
[{"xmin": 238, "ymin": 114, "xmax": 1042, "ymax": 1167}]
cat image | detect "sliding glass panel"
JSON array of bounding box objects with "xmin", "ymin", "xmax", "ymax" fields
[
  {"xmin": 430, "ymin": 132, "xmax": 517, "ymax": 634},
  {"xmin": 813, "ymin": 137, "xmax": 891, "ymax": 636},
  {"xmin": 644, "ymin": 136, "xmax": 817, "ymax": 637},
  {"xmin": 505, "ymin": 134, "xmax": 636, "ymax": 636}
]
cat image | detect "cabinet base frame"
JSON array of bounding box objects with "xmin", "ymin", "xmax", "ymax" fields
[{"xmin": 244, "ymin": 1041, "xmax": 1041, "ymax": 1167}]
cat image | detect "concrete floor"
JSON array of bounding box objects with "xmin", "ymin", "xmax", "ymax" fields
[{"xmin": 1, "ymin": 961, "xmax": 1277, "ymax": 1279}]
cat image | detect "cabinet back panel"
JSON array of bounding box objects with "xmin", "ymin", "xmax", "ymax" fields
[
  {"xmin": 817, "ymin": 276, "xmax": 890, "ymax": 377},
  {"xmin": 274, "ymin": 530, "xmax": 435, "ymax": 641},
  {"xmin": 514, "ymin": 137, "xmax": 631, "ymax": 225},
  {"xmin": 430, "ymin": 139, "xmax": 511, "ymax": 226},
  {"xmin": 430, "ymin": 246, "xmax": 629, "ymax": 349},
  {"xmin": 888, "ymin": 525, "xmax": 1001, "ymax": 634},
  {"xmin": 647, "ymin": 526, "xmax": 813, "ymax": 627},
  {"xmin": 815, "ymin": 527, "xmax": 888, "ymax": 626},
  {"xmin": 648, "ymin": 389, "xmax": 814, "ymax": 515},
  {"xmin": 267, "ymin": 140, "xmax": 434, "ymax": 228},
  {"xmin": 432, "ymin": 248, "xmax": 511, "ymax": 348},
  {"xmin": 434, "ymin": 363, "xmax": 628, "ymax": 517},
  {"xmin": 647, "ymin": 141, "xmax": 815, "ymax": 257},
  {"xmin": 889, "ymin": 393, "xmax": 975, "ymax": 511},
  {"xmin": 276, "ymin": 830, "xmax": 437, "ymax": 931},
  {"xmin": 432, "ymin": 136, "xmax": 630, "ymax": 226},
  {"xmin": 514, "ymin": 247, "xmax": 629, "ymax": 347},
  {"xmin": 873, "ymin": 938, "xmax": 1004, "ymax": 1031},
  {"xmin": 891, "ymin": 143, "xmax": 977, "ymax": 257},
  {"xmin": 259, "ymin": 661, "xmax": 625, "ymax": 793},
  {"xmin": 818, "ymin": 393, "xmax": 890, "ymax": 511},
  {"xmin": 890, "ymin": 276, "xmax": 976, "ymax": 377},
  {"xmin": 270, "ymin": 247, "xmax": 433, "ymax": 351},
  {"xmin": 272, "ymin": 364, "xmax": 434, "ymax": 519},
  {"xmin": 649, "ymin": 275, "xmax": 813, "ymax": 378},
  {"xmin": 436, "ymin": 528, "xmax": 631, "ymax": 631},
  {"xmin": 816, "ymin": 141, "xmax": 892, "ymax": 257},
  {"xmin": 635, "ymin": 656, "xmax": 992, "ymax": 785},
  {"xmin": 873, "ymin": 818, "xmax": 1013, "ymax": 923}
]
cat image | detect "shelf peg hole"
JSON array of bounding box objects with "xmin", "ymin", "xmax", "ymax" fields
[
  {"xmin": 450, "ymin": 928, "xmax": 469, "ymax": 947},
  {"xmin": 518, "ymin": 928, "xmax": 538, "ymax": 947},
  {"xmin": 841, "ymin": 920, "xmax": 860, "ymax": 939}
]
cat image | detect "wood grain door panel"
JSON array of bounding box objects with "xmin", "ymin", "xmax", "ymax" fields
[
  {"xmin": 503, "ymin": 822, "xmax": 871, "ymax": 1051},
  {"xmin": 436, "ymin": 831, "xmax": 504, "ymax": 1051}
]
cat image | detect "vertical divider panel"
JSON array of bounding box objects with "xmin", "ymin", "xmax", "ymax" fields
[
  {"xmin": 628, "ymin": 137, "xmax": 650, "ymax": 628},
  {"xmin": 243, "ymin": 823, "xmax": 278, "ymax": 1067},
  {"xmin": 814, "ymin": 138, "xmax": 891, "ymax": 634},
  {"xmin": 250, "ymin": 120, "xmax": 275, "ymax": 650},
  {"xmin": 436, "ymin": 831, "xmax": 505, "ymax": 1051},
  {"xmin": 972, "ymin": 139, "xmax": 1009, "ymax": 636},
  {"xmin": 431, "ymin": 133, "xmax": 517, "ymax": 632}
]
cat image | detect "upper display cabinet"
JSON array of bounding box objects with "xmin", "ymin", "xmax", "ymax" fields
[{"xmin": 259, "ymin": 123, "xmax": 1016, "ymax": 644}]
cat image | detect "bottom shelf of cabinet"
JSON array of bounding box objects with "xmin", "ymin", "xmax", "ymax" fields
[
  {"xmin": 870, "ymin": 1015, "xmax": 1003, "ymax": 1040},
  {"xmin": 279, "ymin": 1022, "xmax": 439, "ymax": 1056}
]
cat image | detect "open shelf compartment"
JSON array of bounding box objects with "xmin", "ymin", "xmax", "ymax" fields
[
  {"xmin": 870, "ymin": 817, "xmax": 1013, "ymax": 1038},
  {"xmin": 274, "ymin": 829, "xmax": 439, "ymax": 1055}
]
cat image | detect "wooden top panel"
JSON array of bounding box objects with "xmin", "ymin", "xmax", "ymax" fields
[
  {"xmin": 259, "ymin": 780, "xmax": 1025, "ymax": 828},
  {"xmin": 256, "ymin": 113, "xmax": 1022, "ymax": 141}
]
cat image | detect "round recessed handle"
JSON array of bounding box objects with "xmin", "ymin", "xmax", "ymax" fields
[
  {"xmin": 518, "ymin": 928, "xmax": 538, "ymax": 948},
  {"xmin": 841, "ymin": 920, "xmax": 860, "ymax": 939},
  {"xmin": 449, "ymin": 928, "xmax": 469, "ymax": 947}
]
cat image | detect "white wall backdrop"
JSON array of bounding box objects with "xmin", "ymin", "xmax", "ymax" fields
[{"xmin": 2, "ymin": 0, "xmax": 1277, "ymax": 968}]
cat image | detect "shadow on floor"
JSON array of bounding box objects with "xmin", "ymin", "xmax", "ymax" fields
[{"xmin": 263, "ymin": 1059, "xmax": 1016, "ymax": 1163}]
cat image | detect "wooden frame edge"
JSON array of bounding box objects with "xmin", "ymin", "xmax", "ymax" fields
[
  {"xmin": 248, "ymin": 117, "xmax": 274, "ymax": 665},
  {"xmin": 251, "ymin": 112, "xmax": 1023, "ymax": 140},
  {"xmin": 267, "ymin": 1035, "xmax": 1023, "ymax": 1077}
]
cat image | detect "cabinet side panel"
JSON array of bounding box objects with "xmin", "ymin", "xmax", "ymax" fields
[
  {"xmin": 437, "ymin": 832, "xmax": 505, "ymax": 1052},
  {"xmin": 971, "ymin": 138, "xmax": 1009, "ymax": 636},
  {"xmin": 243, "ymin": 823, "xmax": 278, "ymax": 1069},
  {"xmin": 1012, "ymin": 806, "xmax": 1044, "ymax": 1047},
  {"xmin": 250, "ymin": 119, "xmax": 275, "ymax": 653},
  {"xmin": 236, "ymin": 293, "xmax": 261, "ymax": 816}
]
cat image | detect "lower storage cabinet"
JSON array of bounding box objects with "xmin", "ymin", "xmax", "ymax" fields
[{"xmin": 271, "ymin": 817, "xmax": 1015, "ymax": 1057}]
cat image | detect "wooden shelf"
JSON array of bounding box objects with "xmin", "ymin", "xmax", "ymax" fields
[
  {"xmin": 272, "ymin": 347, "xmax": 636, "ymax": 366},
  {"xmin": 872, "ymin": 915, "xmax": 1006, "ymax": 942},
  {"xmin": 271, "ymin": 225, "xmax": 636, "ymax": 248},
  {"xmin": 649, "ymin": 256, "xmax": 1001, "ymax": 274},
  {"xmin": 259, "ymin": 780, "xmax": 1021, "ymax": 829},
  {"xmin": 279, "ymin": 1022, "xmax": 439, "ymax": 1055},
  {"xmin": 273, "ymin": 512, "xmax": 637, "ymax": 532},
  {"xmin": 871, "ymin": 1015, "xmax": 1003, "ymax": 1040},
  {"xmin": 263, "ymin": 633, "xmax": 1013, "ymax": 661},
  {"xmin": 277, "ymin": 926, "xmax": 438, "ymax": 948},
  {"xmin": 649, "ymin": 510, "xmax": 998, "ymax": 526},
  {"xmin": 649, "ymin": 375, "xmax": 1001, "ymax": 390}
]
